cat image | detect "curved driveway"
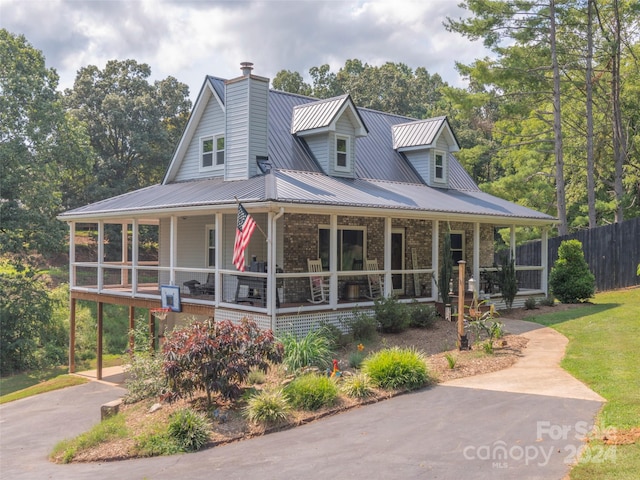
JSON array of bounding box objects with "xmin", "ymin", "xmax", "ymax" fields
[{"xmin": 0, "ymin": 320, "xmax": 604, "ymax": 480}]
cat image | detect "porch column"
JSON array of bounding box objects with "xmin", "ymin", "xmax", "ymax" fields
[
  {"xmin": 329, "ymin": 214, "xmax": 338, "ymax": 306},
  {"xmin": 215, "ymin": 213, "xmax": 222, "ymax": 305},
  {"xmin": 97, "ymin": 221, "xmax": 104, "ymax": 291},
  {"xmin": 432, "ymin": 220, "xmax": 439, "ymax": 301},
  {"xmin": 131, "ymin": 219, "xmax": 139, "ymax": 296},
  {"xmin": 510, "ymin": 225, "xmax": 516, "ymax": 261},
  {"xmin": 69, "ymin": 297, "xmax": 76, "ymax": 373},
  {"xmin": 121, "ymin": 222, "xmax": 129, "ymax": 287},
  {"xmin": 267, "ymin": 210, "xmax": 275, "ymax": 318},
  {"xmin": 473, "ymin": 222, "xmax": 480, "ymax": 296},
  {"xmin": 97, "ymin": 301, "xmax": 103, "ymax": 380},
  {"xmin": 170, "ymin": 215, "xmax": 177, "ymax": 285},
  {"xmin": 541, "ymin": 228, "xmax": 549, "ymax": 295},
  {"xmin": 384, "ymin": 216, "xmax": 392, "ymax": 296},
  {"xmin": 69, "ymin": 221, "xmax": 76, "ymax": 288}
]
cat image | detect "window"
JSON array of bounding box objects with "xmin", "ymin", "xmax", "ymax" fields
[
  {"xmin": 435, "ymin": 151, "xmax": 445, "ymax": 181},
  {"xmin": 215, "ymin": 136, "xmax": 225, "ymax": 166},
  {"xmin": 201, "ymin": 135, "xmax": 224, "ymax": 170},
  {"xmin": 335, "ymin": 135, "xmax": 350, "ymax": 171},
  {"xmin": 449, "ymin": 232, "xmax": 464, "ymax": 263},
  {"xmin": 318, "ymin": 227, "xmax": 365, "ymax": 271},
  {"xmin": 206, "ymin": 225, "xmax": 215, "ymax": 267},
  {"xmin": 202, "ymin": 137, "xmax": 213, "ymax": 168}
]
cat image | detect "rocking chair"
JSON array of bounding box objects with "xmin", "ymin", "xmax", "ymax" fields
[
  {"xmin": 307, "ymin": 259, "xmax": 329, "ymax": 304},
  {"xmin": 365, "ymin": 258, "xmax": 384, "ymax": 299}
]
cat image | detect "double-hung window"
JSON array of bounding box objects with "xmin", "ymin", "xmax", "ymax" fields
[
  {"xmin": 201, "ymin": 134, "xmax": 225, "ymax": 170},
  {"xmin": 435, "ymin": 151, "xmax": 445, "ymax": 181},
  {"xmin": 335, "ymin": 135, "xmax": 350, "ymax": 172},
  {"xmin": 318, "ymin": 227, "xmax": 365, "ymax": 271},
  {"xmin": 449, "ymin": 232, "xmax": 464, "ymax": 263},
  {"xmin": 206, "ymin": 225, "xmax": 215, "ymax": 267},
  {"xmin": 215, "ymin": 135, "xmax": 225, "ymax": 166},
  {"xmin": 202, "ymin": 136, "xmax": 214, "ymax": 168}
]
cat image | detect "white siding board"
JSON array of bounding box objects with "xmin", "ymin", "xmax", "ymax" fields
[{"xmin": 175, "ymin": 97, "xmax": 225, "ymax": 182}]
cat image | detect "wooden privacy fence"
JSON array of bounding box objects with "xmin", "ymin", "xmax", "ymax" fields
[{"xmin": 515, "ymin": 217, "xmax": 640, "ymax": 292}]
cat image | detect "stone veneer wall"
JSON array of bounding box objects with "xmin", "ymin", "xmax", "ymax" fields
[{"xmin": 439, "ymin": 221, "xmax": 495, "ymax": 273}]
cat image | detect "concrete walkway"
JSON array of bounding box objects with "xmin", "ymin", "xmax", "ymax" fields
[
  {"xmin": 444, "ymin": 319, "xmax": 606, "ymax": 402},
  {"xmin": 0, "ymin": 319, "xmax": 605, "ymax": 480}
]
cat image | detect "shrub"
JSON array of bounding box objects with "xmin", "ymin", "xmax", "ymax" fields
[
  {"xmin": 346, "ymin": 311, "xmax": 379, "ymax": 342},
  {"xmin": 340, "ymin": 372, "xmax": 374, "ymax": 398},
  {"xmin": 348, "ymin": 350, "xmax": 366, "ymax": 369},
  {"xmin": 162, "ymin": 319, "xmax": 283, "ymax": 406},
  {"xmin": 317, "ymin": 322, "xmax": 348, "ymax": 349},
  {"xmin": 279, "ymin": 329, "xmax": 334, "ymax": 372},
  {"xmin": 134, "ymin": 432, "xmax": 181, "ymax": 457},
  {"xmin": 444, "ymin": 352, "xmax": 457, "ymax": 369},
  {"xmin": 524, "ymin": 297, "xmax": 537, "ymax": 310},
  {"xmin": 284, "ymin": 374, "xmax": 338, "ymax": 410},
  {"xmin": 497, "ymin": 257, "xmax": 518, "ymax": 309},
  {"xmin": 246, "ymin": 367, "xmax": 267, "ymax": 385},
  {"xmin": 549, "ymin": 240, "xmax": 595, "ymax": 303},
  {"xmin": 362, "ymin": 347, "xmax": 431, "ymax": 390},
  {"xmin": 373, "ymin": 296, "xmax": 410, "ymax": 333},
  {"xmin": 122, "ymin": 352, "xmax": 165, "ymax": 404},
  {"xmin": 539, "ymin": 296, "xmax": 556, "ymax": 307},
  {"xmin": 244, "ymin": 389, "xmax": 290, "ymax": 425},
  {"xmin": 167, "ymin": 408, "xmax": 210, "ymax": 452},
  {"xmin": 409, "ymin": 301, "xmax": 437, "ymax": 329}
]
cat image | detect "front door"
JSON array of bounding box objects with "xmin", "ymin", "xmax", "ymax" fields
[{"xmin": 391, "ymin": 229, "xmax": 404, "ymax": 294}]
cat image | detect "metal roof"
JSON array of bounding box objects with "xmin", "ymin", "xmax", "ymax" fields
[
  {"xmin": 59, "ymin": 76, "xmax": 552, "ymax": 224},
  {"xmin": 392, "ymin": 116, "xmax": 446, "ymax": 149}
]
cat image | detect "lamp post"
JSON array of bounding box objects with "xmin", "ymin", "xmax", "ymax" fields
[{"xmin": 457, "ymin": 260, "xmax": 469, "ymax": 350}]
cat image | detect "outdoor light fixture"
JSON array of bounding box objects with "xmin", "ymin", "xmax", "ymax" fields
[{"xmin": 468, "ymin": 276, "xmax": 476, "ymax": 294}]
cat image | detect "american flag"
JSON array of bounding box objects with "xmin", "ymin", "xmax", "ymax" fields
[{"xmin": 232, "ymin": 203, "xmax": 257, "ymax": 272}]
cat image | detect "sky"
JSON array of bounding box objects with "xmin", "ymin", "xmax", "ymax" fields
[{"xmin": 0, "ymin": 0, "xmax": 488, "ymax": 101}]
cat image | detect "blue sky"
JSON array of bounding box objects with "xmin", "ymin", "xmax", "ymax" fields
[{"xmin": 0, "ymin": 0, "xmax": 488, "ymax": 100}]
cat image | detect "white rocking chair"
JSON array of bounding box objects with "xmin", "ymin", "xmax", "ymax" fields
[
  {"xmin": 307, "ymin": 259, "xmax": 329, "ymax": 304},
  {"xmin": 365, "ymin": 258, "xmax": 384, "ymax": 299}
]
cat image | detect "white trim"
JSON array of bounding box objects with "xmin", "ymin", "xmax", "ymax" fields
[
  {"xmin": 199, "ymin": 133, "xmax": 224, "ymax": 172},
  {"xmin": 334, "ymin": 134, "xmax": 351, "ymax": 172},
  {"xmin": 434, "ymin": 150, "xmax": 447, "ymax": 183}
]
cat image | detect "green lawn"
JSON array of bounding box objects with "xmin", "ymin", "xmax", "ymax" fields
[{"xmin": 524, "ymin": 287, "xmax": 640, "ymax": 480}]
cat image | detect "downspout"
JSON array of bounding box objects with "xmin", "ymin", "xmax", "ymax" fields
[{"xmin": 270, "ymin": 207, "xmax": 285, "ymax": 331}]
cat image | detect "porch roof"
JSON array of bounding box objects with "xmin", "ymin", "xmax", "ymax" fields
[{"xmin": 58, "ymin": 168, "xmax": 556, "ymax": 224}]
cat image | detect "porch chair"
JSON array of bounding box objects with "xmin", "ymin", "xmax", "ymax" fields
[
  {"xmin": 199, "ymin": 272, "xmax": 215, "ymax": 295},
  {"xmin": 307, "ymin": 259, "xmax": 329, "ymax": 304},
  {"xmin": 365, "ymin": 258, "xmax": 384, "ymax": 299}
]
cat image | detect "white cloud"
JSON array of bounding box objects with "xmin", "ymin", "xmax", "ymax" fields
[{"xmin": 0, "ymin": 0, "xmax": 489, "ymax": 100}]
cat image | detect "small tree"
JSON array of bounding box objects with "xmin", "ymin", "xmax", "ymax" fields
[
  {"xmin": 162, "ymin": 319, "xmax": 283, "ymax": 407},
  {"xmin": 549, "ymin": 240, "xmax": 595, "ymax": 304},
  {"xmin": 497, "ymin": 256, "xmax": 518, "ymax": 310}
]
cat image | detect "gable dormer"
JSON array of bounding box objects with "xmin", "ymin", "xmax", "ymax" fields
[
  {"xmin": 392, "ymin": 116, "xmax": 460, "ymax": 188},
  {"xmin": 291, "ymin": 95, "xmax": 368, "ymax": 178}
]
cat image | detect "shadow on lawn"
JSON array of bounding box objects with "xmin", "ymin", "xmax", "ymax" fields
[{"xmin": 527, "ymin": 303, "xmax": 619, "ymax": 327}]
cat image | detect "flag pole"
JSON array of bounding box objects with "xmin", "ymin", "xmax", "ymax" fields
[{"xmin": 234, "ymin": 197, "xmax": 268, "ymax": 240}]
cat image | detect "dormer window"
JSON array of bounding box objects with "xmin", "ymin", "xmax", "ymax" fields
[
  {"xmin": 201, "ymin": 134, "xmax": 224, "ymax": 171},
  {"xmin": 435, "ymin": 152, "xmax": 445, "ymax": 181},
  {"xmin": 335, "ymin": 135, "xmax": 350, "ymax": 172}
]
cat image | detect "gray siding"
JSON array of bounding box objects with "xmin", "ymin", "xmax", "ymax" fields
[
  {"xmin": 405, "ymin": 150, "xmax": 431, "ymax": 184},
  {"xmin": 305, "ymin": 133, "xmax": 330, "ymax": 173},
  {"xmin": 248, "ymin": 79, "xmax": 269, "ymax": 176},
  {"xmin": 175, "ymin": 96, "xmax": 225, "ymax": 182}
]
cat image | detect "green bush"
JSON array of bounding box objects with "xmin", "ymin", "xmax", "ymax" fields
[
  {"xmin": 348, "ymin": 350, "xmax": 366, "ymax": 368},
  {"xmin": 122, "ymin": 352, "xmax": 165, "ymax": 404},
  {"xmin": 244, "ymin": 389, "xmax": 290, "ymax": 425},
  {"xmin": 409, "ymin": 301, "xmax": 437, "ymax": 329},
  {"xmin": 539, "ymin": 296, "xmax": 556, "ymax": 307},
  {"xmin": 549, "ymin": 240, "xmax": 595, "ymax": 303},
  {"xmin": 340, "ymin": 372, "xmax": 374, "ymax": 398},
  {"xmin": 346, "ymin": 311, "xmax": 379, "ymax": 342},
  {"xmin": 284, "ymin": 374, "xmax": 338, "ymax": 411},
  {"xmin": 134, "ymin": 432, "xmax": 181, "ymax": 457},
  {"xmin": 524, "ymin": 297, "xmax": 537, "ymax": 310},
  {"xmin": 362, "ymin": 347, "xmax": 431, "ymax": 391},
  {"xmin": 279, "ymin": 329, "xmax": 334, "ymax": 372},
  {"xmin": 373, "ymin": 296, "xmax": 410, "ymax": 333},
  {"xmin": 167, "ymin": 408, "xmax": 210, "ymax": 452}
]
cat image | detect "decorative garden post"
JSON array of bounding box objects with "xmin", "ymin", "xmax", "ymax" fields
[{"xmin": 458, "ymin": 260, "xmax": 469, "ymax": 350}]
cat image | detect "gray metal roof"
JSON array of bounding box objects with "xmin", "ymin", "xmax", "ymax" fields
[
  {"xmin": 291, "ymin": 95, "xmax": 349, "ymax": 134},
  {"xmin": 392, "ymin": 116, "xmax": 446, "ymax": 149},
  {"xmin": 59, "ymin": 77, "xmax": 552, "ymax": 223}
]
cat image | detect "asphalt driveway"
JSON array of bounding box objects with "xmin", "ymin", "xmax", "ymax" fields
[{"xmin": 0, "ymin": 320, "xmax": 604, "ymax": 480}]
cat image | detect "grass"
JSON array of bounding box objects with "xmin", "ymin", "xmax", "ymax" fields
[{"xmin": 524, "ymin": 287, "xmax": 640, "ymax": 480}]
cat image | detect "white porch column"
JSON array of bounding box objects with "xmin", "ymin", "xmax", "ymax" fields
[
  {"xmin": 510, "ymin": 225, "xmax": 516, "ymax": 261},
  {"xmin": 541, "ymin": 227, "xmax": 549, "ymax": 295},
  {"xmin": 170, "ymin": 215, "xmax": 177, "ymax": 285},
  {"xmin": 215, "ymin": 213, "xmax": 222, "ymax": 305},
  {"xmin": 131, "ymin": 219, "xmax": 139, "ymax": 296},
  {"xmin": 69, "ymin": 221, "xmax": 76, "ymax": 288},
  {"xmin": 329, "ymin": 214, "xmax": 338, "ymax": 307},
  {"xmin": 473, "ymin": 222, "xmax": 480, "ymax": 296},
  {"xmin": 267, "ymin": 211, "xmax": 275, "ymax": 317},
  {"xmin": 432, "ymin": 220, "xmax": 439, "ymax": 301},
  {"xmin": 121, "ymin": 222, "xmax": 129, "ymax": 287},
  {"xmin": 97, "ymin": 221, "xmax": 104, "ymax": 291},
  {"xmin": 384, "ymin": 216, "xmax": 392, "ymax": 296}
]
